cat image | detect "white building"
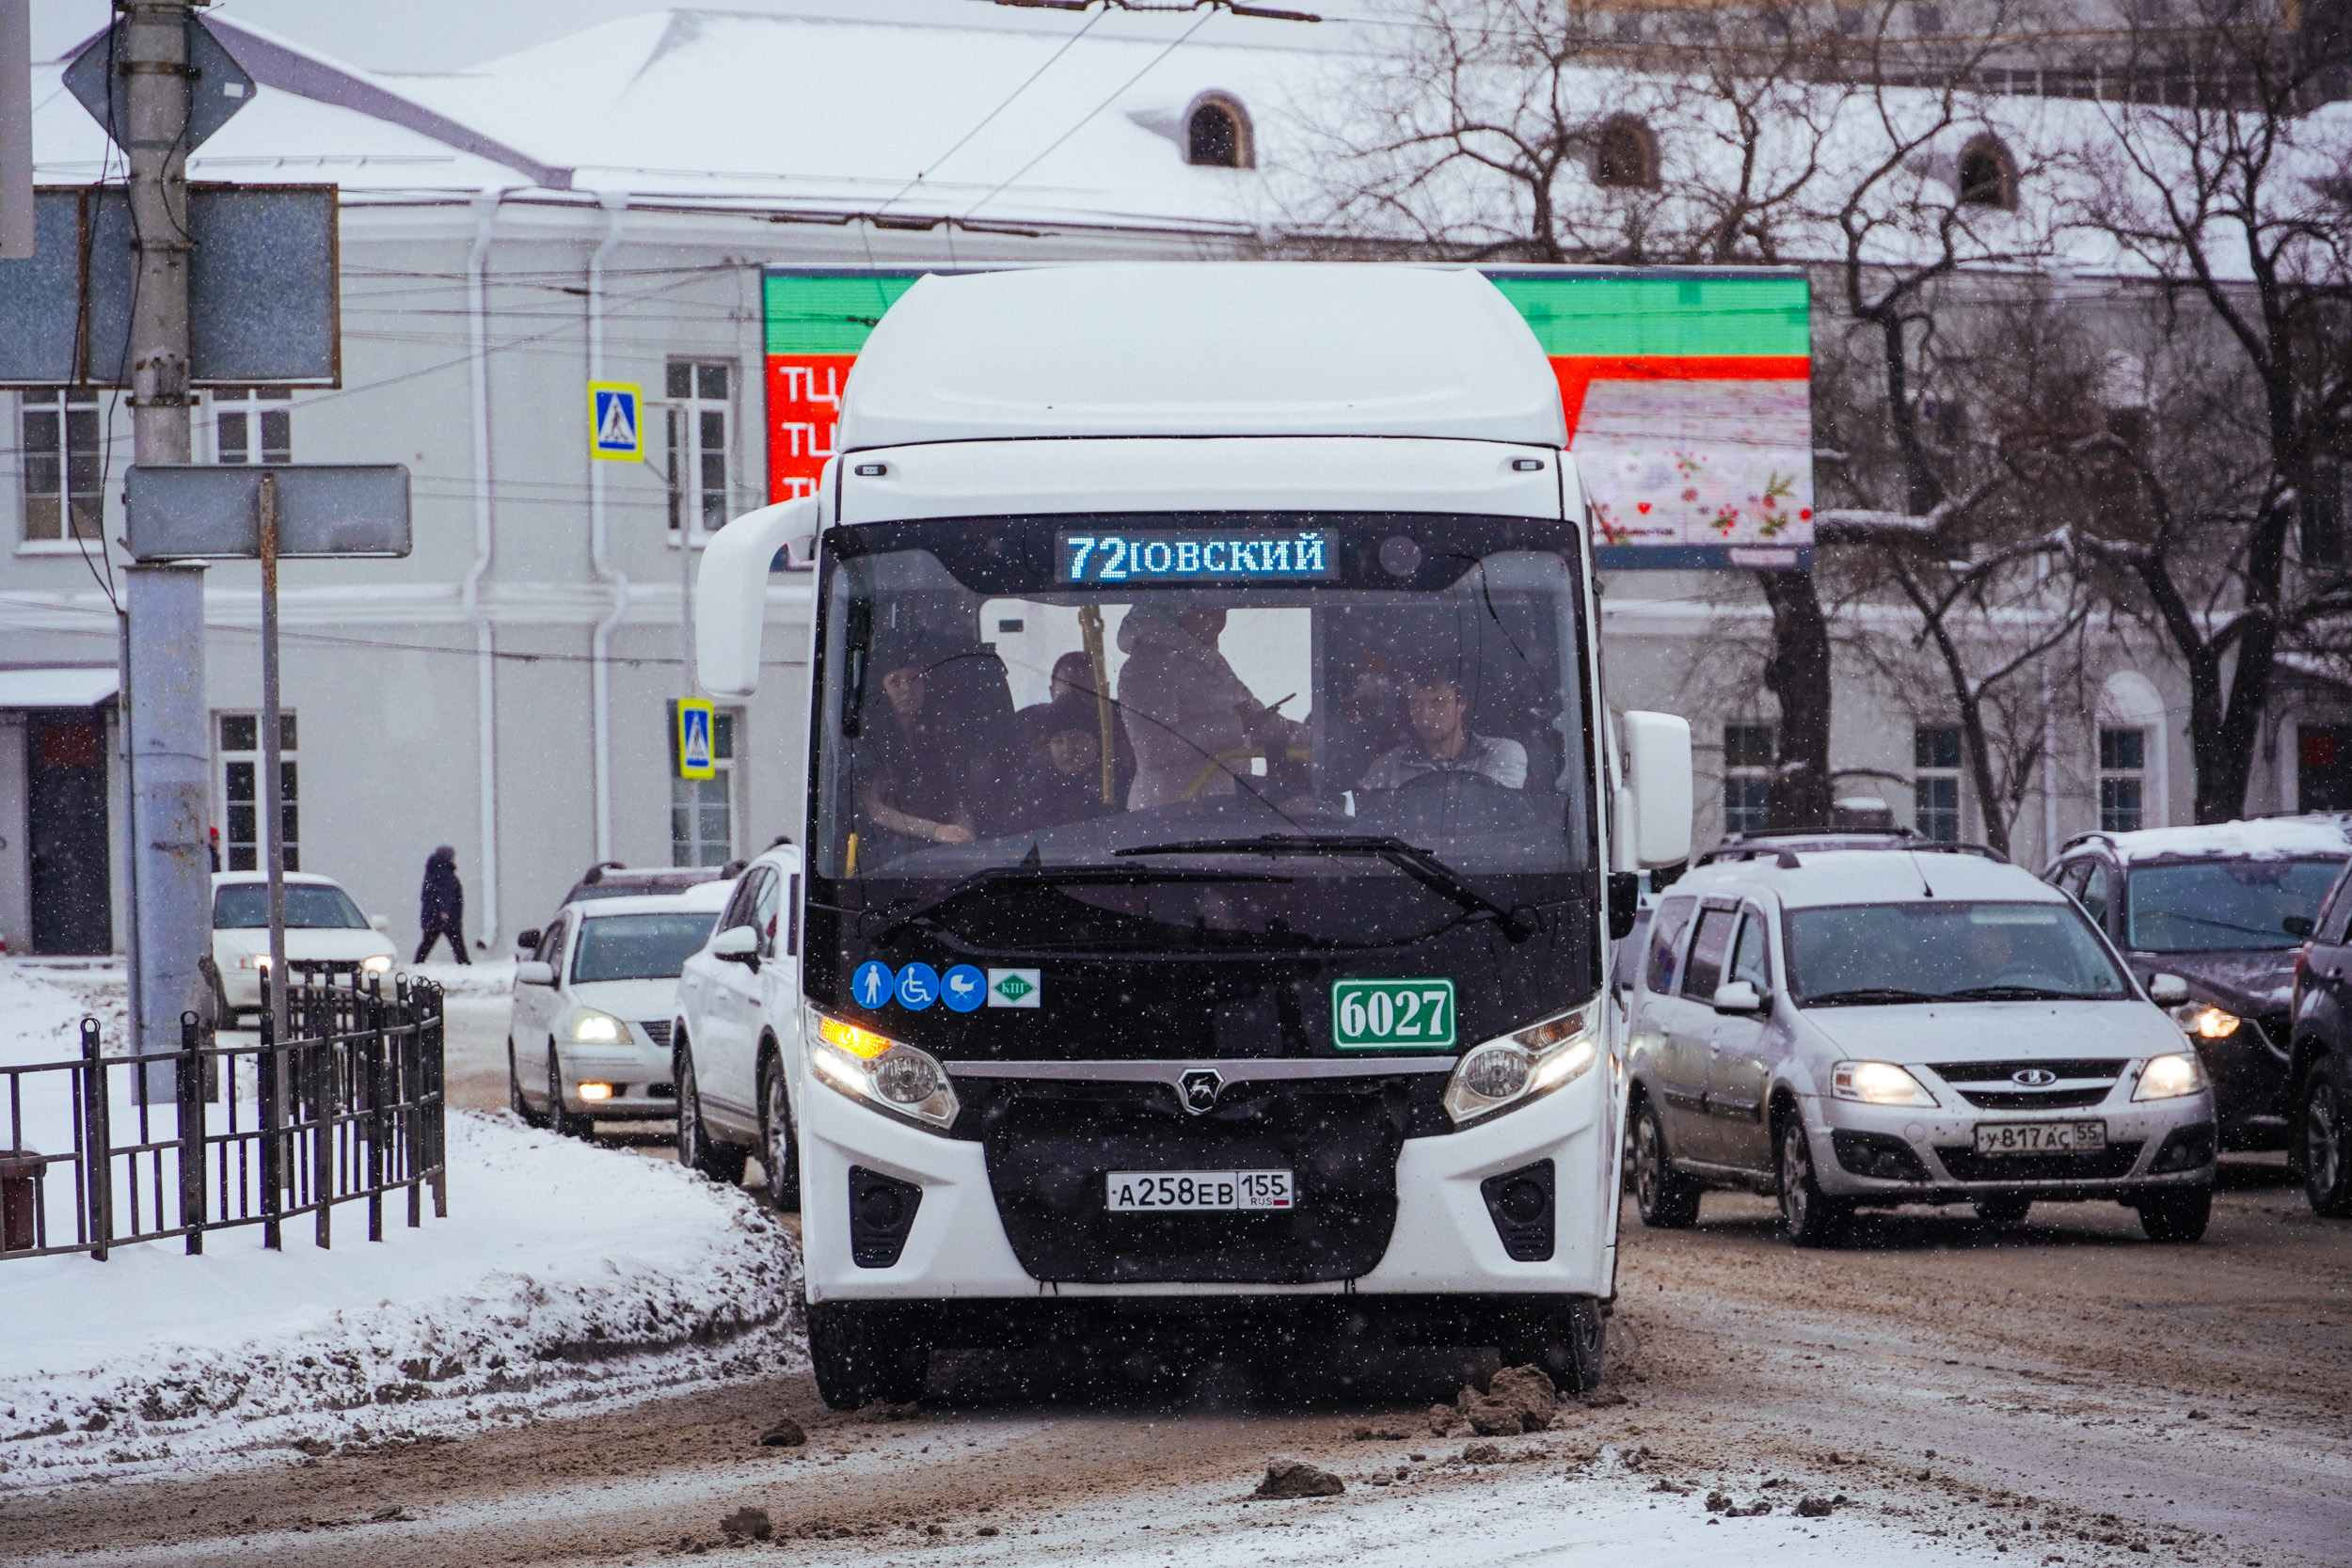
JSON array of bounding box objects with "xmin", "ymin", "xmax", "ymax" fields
[{"xmin": 0, "ymin": 2, "xmax": 2328, "ymax": 957}]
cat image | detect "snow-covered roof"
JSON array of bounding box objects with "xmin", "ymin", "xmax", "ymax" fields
[
  {"xmin": 571, "ymin": 882, "xmax": 736, "ymax": 916},
  {"xmin": 1678, "ymin": 847, "xmax": 2063, "ymax": 910},
  {"xmin": 838, "ymin": 263, "xmax": 1565, "ymax": 448},
  {"xmin": 2084, "ymin": 818, "xmax": 2352, "ymax": 865},
  {"xmin": 212, "ymin": 871, "xmax": 344, "ymax": 886},
  {"xmin": 0, "ymin": 666, "xmax": 119, "ymax": 708}
]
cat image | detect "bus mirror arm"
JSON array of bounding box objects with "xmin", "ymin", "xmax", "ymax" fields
[{"xmin": 696, "ymin": 494, "xmax": 823, "ymax": 697}]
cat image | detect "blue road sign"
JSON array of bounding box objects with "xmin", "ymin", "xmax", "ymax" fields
[
  {"xmin": 896, "ymin": 962, "xmax": 940, "ymax": 1011},
  {"xmin": 942, "ymin": 964, "xmax": 986, "ymax": 1012},
  {"xmin": 852, "ymin": 960, "xmax": 894, "ymax": 1010},
  {"xmin": 589, "ymin": 381, "xmax": 643, "ymax": 461}
]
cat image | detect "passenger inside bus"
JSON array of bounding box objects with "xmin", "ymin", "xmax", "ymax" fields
[
  {"xmin": 1006, "ymin": 721, "xmax": 1123, "ymax": 834},
  {"xmin": 1115, "ymin": 606, "xmax": 1300, "ymax": 810},
  {"xmin": 1014, "ymin": 650, "xmax": 1135, "ymax": 804},
  {"xmin": 855, "ymin": 642, "xmax": 979, "ymax": 854},
  {"xmin": 1356, "ymin": 665, "xmax": 1529, "ymax": 792}
]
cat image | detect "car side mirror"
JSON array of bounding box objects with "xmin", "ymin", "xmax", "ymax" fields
[
  {"xmin": 370, "ymin": 914, "xmax": 390, "ymax": 933},
  {"xmin": 516, "ymin": 960, "xmax": 555, "ymax": 987},
  {"xmin": 710, "ymin": 925, "xmax": 761, "ymax": 970},
  {"xmin": 2283, "ymin": 915, "xmax": 2315, "ymax": 939},
  {"xmin": 516, "ymin": 928, "xmax": 542, "ymax": 954},
  {"xmin": 2148, "ymin": 973, "xmax": 2189, "ymax": 1006},
  {"xmin": 1712, "ymin": 979, "xmax": 1765, "ymax": 1015}
]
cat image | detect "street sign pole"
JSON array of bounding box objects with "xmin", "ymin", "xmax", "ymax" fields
[
  {"xmin": 0, "ymin": 0, "xmax": 31, "ymax": 261},
  {"xmin": 258, "ymin": 474, "xmax": 289, "ymax": 1054},
  {"xmin": 119, "ymin": 2, "xmax": 214, "ymax": 1062}
]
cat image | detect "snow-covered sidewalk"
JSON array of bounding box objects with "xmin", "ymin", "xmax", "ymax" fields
[{"xmin": 0, "ymin": 1106, "xmax": 799, "ymax": 1485}]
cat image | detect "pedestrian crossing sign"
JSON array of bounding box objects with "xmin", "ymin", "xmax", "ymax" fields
[
  {"xmin": 675, "ymin": 699, "xmax": 716, "ymax": 780},
  {"xmin": 589, "ymin": 382, "xmax": 643, "ymax": 461}
]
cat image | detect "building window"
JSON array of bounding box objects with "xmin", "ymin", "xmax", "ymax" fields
[
  {"xmin": 212, "ymin": 388, "xmax": 292, "ymax": 465},
  {"xmin": 217, "ymin": 712, "xmax": 298, "ymax": 873},
  {"xmin": 1912, "ymin": 3, "xmax": 1944, "ymax": 32},
  {"xmin": 1184, "ymin": 93, "xmax": 1254, "ymax": 168},
  {"xmin": 664, "ymin": 362, "xmax": 733, "ymax": 537},
  {"xmin": 1915, "ymin": 725, "xmax": 1963, "ymax": 841},
  {"xmin": 672, "ymin": 710, "xmax": 737, "ymax": 867},
  {"xmin": 1836, "ymin": 5, "xmax": 1866, "ymax": 33},
  {"xmin": 2099, "ymin": 727, "xmax": 2146, "ymax": 832},
  {"xmin": 1724, "ymin": 722, "xmax": 1774, "ymax": 836},
  {"xmin": 20, "ymin": 389, "xmax": 103, "ymax": 543},
  {"xmin": 1594, "ymin": 116, "xmax": 1661, "ymax": 190},
  {"xmin": 1957, "ymin": 134, "xmax": 2018, "ymax": 209}
]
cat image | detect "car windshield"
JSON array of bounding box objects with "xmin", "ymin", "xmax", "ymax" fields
[
  {"xmin": 2123, "ymin": 858, "xmax": 2341, "ymax": 952},
  {"xmin": 570, "ymin": 913, "xmax": 722, "ymax": 982},
  {"xmin": 810, "ymin": 513, "xmax": 1594, "ymax": 955},
  {"xmin": 1786, "ymin": 900, "xmax": 2133, "ymax": 1005},
  {"xmin": 213, "ymin": 882, "xmax": 370, "ymax": 930}
]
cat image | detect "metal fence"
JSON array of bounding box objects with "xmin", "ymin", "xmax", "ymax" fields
[{"xmin": 0, "ymin": 970, "xmax": 445, "ymax": 1261}]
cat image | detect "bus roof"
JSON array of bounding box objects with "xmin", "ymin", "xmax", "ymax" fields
[{"xmin": 835, "ymin": 263, "xmax": 1567, "ymax": 451}]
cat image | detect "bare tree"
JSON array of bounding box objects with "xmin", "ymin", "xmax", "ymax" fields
[{"xmin": 2069, "ymin": 11, "xmax": 2352, "ymax": 820}]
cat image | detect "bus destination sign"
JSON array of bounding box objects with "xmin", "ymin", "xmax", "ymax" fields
[{"xmin": 1058, "ymin": 530, "xmax": 1338, "ymax": 586}]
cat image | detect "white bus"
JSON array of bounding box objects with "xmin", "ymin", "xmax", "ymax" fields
[{"xmin": 692, "ymin": 263, "xmax": 1692, "ymax": 1409}]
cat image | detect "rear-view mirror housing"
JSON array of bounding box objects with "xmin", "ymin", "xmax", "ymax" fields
[
  {"xmin": 1712, "ymin": 979, "xmax": 1765, "ymax": 1015},
  {"xmin": 516, "ymin": 960, "xmax": 555, "ymax": 987}
]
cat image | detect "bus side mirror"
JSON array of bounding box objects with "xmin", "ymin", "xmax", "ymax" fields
[
  {"xmin": 516, "ymin": 928, "xmax": 541, "ymax": 954},
  {"xmin": 1616, "ymin": 711, "xmax": 1693, "ymax": 872},
  {"xmin": 697, "ymin": 494, "xmax": 821, "ymax": 698},
  {"xmin": 1607, "ymin": 871, "xmax": 1640, "ymax": 941}
]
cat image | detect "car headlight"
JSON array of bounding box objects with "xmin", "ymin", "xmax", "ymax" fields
[
  {"xmin": 2134, "ymin": 1052, "xmax": 2208, "ymax": 1101},
  {"xmin": 807, "ymin": 1007, "xmax": 961, "ymax": 1131},
  {"xmin": 237, "ymin": 953, "xmax": 271, "ymax": 971},
  {"xmin": 2172, "ymin": 1003, "xmax": 2240, "ymax": 1039},
  {"xmin": 564, "ymin": 1007, "xmax": 633, "ymax": 1046},
  {"xmin": 1442, "ymin": 1003, "xmax": 1598, "ymax": 1127},
  {"xmin": 360, "ymin": 955, "xmax": 394, "ymax": 974},
  {"xmin": 1830, "ymin": 1060, "xmax": 1936, "ymax": 1107}
]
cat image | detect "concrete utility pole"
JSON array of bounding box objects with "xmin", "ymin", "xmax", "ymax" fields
[
  {"xmin": 1, "ymin": 0, "xmax": 32, "ymax": 261},
  {"xmin": 118, "ymin": 0, "xmax": 213, "ymax": 1058}
]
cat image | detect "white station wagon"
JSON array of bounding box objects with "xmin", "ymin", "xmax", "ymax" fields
[{"xmin": 1623, "ymin": 834, "xmax": 2218, "ymax": 1244}]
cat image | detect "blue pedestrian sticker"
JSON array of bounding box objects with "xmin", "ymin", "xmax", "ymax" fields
[
  {"xmin": 942, "ymin": 964, "xmax": 986, "ymax": 1012},
  {"xmin": 896, "ymin": 962, "xmax": 940, "ymax": 1010},
  {"xmin": 852, "ymin": 960, "xmax": 895, "ymax": 1010}
]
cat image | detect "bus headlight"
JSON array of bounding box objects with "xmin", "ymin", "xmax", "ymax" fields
[
  {"xmin": 1443, "ymin": 1003, "xmax": 1597, "ymax": 1127},
  {"xmin": 808, "ymin": 1008, "xmax": 961, "ymax": 1132}
]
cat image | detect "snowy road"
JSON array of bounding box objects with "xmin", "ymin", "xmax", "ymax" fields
[{"xmin": 4, "ymin": 1159, "xmax": 2344, "ymax": 1568}]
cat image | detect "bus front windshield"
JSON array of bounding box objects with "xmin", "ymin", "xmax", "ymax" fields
[{"xmin": 810, "ymin": 514, "xmax": 1596, "ymax": 964}]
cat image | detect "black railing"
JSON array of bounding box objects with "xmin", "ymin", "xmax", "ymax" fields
[{"xmin": 0, "ymin": 971, "xmax": 445, "ymax": 1261}]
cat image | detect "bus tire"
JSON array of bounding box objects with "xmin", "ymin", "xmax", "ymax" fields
[{"xmin": 1501, "ymin": 1297, "xmax": 1607, "ymax": 1394}]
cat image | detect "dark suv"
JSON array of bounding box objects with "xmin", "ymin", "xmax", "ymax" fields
[
  {"xmin": 2045, "ymin": 820, "xmax": 2352, "ymax": 1153},
  {"xmin": 2285, "ymin": 860, "xmax": 2352, "ymax": 1214}
]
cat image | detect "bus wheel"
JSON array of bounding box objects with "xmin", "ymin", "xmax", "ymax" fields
[
  {"xmin": 809, "ymin": 1302, "xmax": 927, "ymax": 1411},
  {"xmin": 1502, "ymin": 1298, "xmax": 1607, "ymax": 1394}
]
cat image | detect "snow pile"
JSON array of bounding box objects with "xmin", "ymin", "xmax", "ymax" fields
[
  {"xmin": 0, "ymin": 1112, "xmax": 799, "ymax": 1484},
  {"xmin": 405, "ymin": 957, "xmax": 518, "ymax": 999},
  {"xmin": 0, "ymin": 960, "xmax": 122, "ymax": 1069}
]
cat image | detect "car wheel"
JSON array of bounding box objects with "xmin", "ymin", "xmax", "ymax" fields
[
  {"xmin": 1974, "ymin": 1196, "xmax": 2032, "ymax": 1227},
  {"xmin": 1776, "ymin": 1113, "xmax": 1851, "ymax": 1248},
  {"xmin": 675, "ymin": 1045, "xmax": 749, "ymax": 1185},
  {"xmin": 1630, "ymin": 1100, "xmax": 1701, "ymax": 1229},
  {"xmin": 808, "ymin": 1301, "xmax": 926, "ymax": 1411},
  {"xmin": 1500, "ymin": 1297, "xmax": 1608, "ymax": 1394},
  {"xmin": 548, "ymin": 1046, "xmax": 591, "ymax": 1139},
  {"xmin": 2300, "ymin": 1074, "xmax": 2352, "ymax": 1217},
  {"xmin": 508, "ymin": 1039, "xmax": 548, "ymax": 1129},
  {"xmin": 758, "ymin": 1054, "xmax": 802, "ymax": 1212},
  {"xmin": 2137, "ymin": 1185, "xmax": 2212, "ymax": 1242}
]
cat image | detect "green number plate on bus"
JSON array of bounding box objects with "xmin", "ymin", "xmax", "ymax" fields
[{"xmin": 1332, "ymin": 979, "xmax": 1456, "ymax": 1050}]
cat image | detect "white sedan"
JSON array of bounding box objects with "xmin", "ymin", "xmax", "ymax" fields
[
  {"xmin": 508, "ymin": 880, "xmax": 734, "ymax": 1136},
  {"xmin": 211, "ymin": 871, "xmax": 401, "ymax": 1016}
]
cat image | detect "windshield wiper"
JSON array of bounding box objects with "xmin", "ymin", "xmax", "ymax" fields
[
  {"xmin": 1115, "ymin": 834, "xmax": 1539, "ymax": 942},
  {"xmin": 863, "ymin": 864, "xmax": 1289, "ymax": 943},
  {"xmin": 1939, "ymin": 985, "xmax": 2085, "ymax": 1001},
  {"xmin": 1799, "ymin": 987, "xmax": 1940, "ymax": 1006}
]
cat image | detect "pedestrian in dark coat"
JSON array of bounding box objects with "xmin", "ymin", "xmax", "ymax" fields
[{"xmin": 416, "ymin": 845, "xmax": 470, "ymax": 963}]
